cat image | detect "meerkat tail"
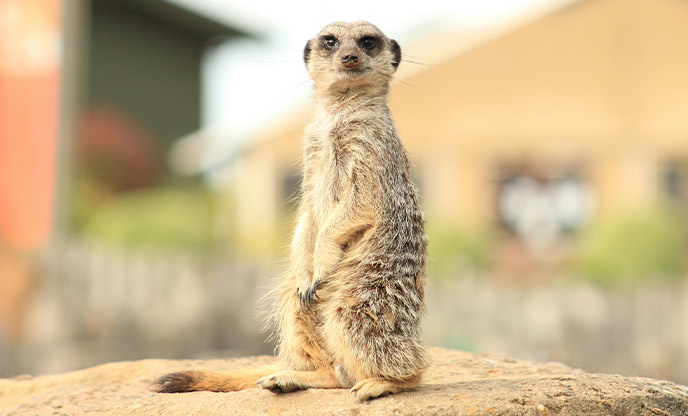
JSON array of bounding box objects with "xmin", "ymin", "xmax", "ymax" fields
[{"xmin": 155, "ymin": 365, "xmax": 282, "ymax": 393}]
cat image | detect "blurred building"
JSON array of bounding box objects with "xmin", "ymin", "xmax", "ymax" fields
[
  {"xmin": 84, "ymin": 0, "xmax": 250, "ymax": 156},
  {"xmin": 222, "ymin": 0, "xmax": 688, "ymax": 256},
  {"xmin": 66, "ymin": 0, "xmax": 254, "ymax": 200},
  {"xmin": 1, "ymin": 0, "xmax": 251, "ymax": 252},
  {"xmin": 0, "ymin": 0, "xmax": 251, "ymax": 338}
]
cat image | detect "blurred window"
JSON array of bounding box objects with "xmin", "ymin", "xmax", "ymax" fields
[
  {"xmin": 496, "ymin": 164, "xmax": 594, "ymax": 250},
  {"xmin": 663, "ymin": 159, "xmax": 688, "ymax": 209}
]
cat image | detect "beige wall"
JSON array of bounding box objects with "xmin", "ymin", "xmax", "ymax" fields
[{"xmin": 229, "ymin": 0, "xmax": 688, "ymax": 234}]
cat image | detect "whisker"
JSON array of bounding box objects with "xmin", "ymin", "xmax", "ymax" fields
[
  {"xmin": 402, "ymin": 59, "xmax": 431, "ymax": 66},
  {"xmin": 392, "ymin": 77, "xmax": 416, "ymax": 88},
  {"xmin": 282, "ymin": 79, "xmax": 312, "ymax": 98}
]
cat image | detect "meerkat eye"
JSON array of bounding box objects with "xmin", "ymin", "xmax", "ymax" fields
[
  {"xmin": 360, "ymin": 36, "xmax": 378, "ymax": 50},
  {"xmin": 323, "ymin": 36, "xmax": 338, "ymax": 50}
]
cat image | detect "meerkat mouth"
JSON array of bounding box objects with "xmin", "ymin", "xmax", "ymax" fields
[{"xmin": 337, "ymin": 66, "xmax": 371, "ymax": 77}]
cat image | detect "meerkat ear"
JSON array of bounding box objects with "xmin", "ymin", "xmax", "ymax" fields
[
  {"xmin": 303, "ymin": 40, "xmax": 312, "ymax": 65},
  {"xmin": 390, "ymin": 39, "xmax": 401, "ymax": 69}
]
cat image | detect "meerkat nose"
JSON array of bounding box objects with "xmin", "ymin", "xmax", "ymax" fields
[
  {"xmin": 341, "ymin": 54, "xmax": 359, "ymax": 69},
  {"xmin": 342, "ymin": 54, "xmax": 358, "ymax": 63}
]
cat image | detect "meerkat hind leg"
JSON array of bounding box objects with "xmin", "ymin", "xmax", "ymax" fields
[
  {"xmin": 350, "ymin": 377, "xmax": 420, "ymax": 401},
  {"xmin": 257, "ymin": 369, "xmax": 341, "ymax": 393}
]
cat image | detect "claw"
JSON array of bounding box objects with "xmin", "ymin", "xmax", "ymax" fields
[
  {"xmin": 296, "ymin": 279, "xmax": 321, "ymax": 309},
  {"xmin": 296, "ymin": 288, "xmax": 306, "ymax": 308}
]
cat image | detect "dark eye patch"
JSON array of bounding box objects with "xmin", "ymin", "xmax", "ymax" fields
[{"xmin": 359, "ymin": 36, "xmax": 380, "ymax": 51}]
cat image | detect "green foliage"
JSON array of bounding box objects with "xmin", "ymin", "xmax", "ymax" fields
[
  {"xmin": 81, "ymin": 187, "xmax": 217, "ymax": 253},
  {"xmin": 444, "ymin": 334, "xmax": 477, "ymax": 353},
  {"xmin": 426, "ymin": 221, "xmax": 495, "ymax": 276},
  {"xmin": 572, "ymin": 209, "xmax": 688, "ymax": 287}
]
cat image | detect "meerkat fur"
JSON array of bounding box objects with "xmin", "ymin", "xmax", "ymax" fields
[{"xmin": 155, "ymin": 20, "xmax": 428, "ymax": 401}]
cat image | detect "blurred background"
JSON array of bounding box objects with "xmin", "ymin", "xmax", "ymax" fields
[{"xmin": 1, "ymin": 0, "xmax": 688, "ymax": 386}]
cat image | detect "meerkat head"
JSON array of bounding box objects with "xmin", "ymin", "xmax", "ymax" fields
[{"xmin": 303, "ymin": 21, "xmax": 401, "ymax": 93}]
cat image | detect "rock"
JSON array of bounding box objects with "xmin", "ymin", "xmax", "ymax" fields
[{"xmin": 1, "ymin": 348, "xmax": 687, "ymax": 415}]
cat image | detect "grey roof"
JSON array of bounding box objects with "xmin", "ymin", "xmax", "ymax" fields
[{"xmin": 92, "ymin": 0, "xmax": 257, "ymax": 41}]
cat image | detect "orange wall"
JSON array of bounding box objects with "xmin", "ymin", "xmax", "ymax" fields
[{"xmin": 0, "ymin": 0, "xmax": 60, "ymax": 249}]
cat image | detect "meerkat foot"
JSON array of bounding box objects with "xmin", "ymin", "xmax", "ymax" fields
[
  {"xmin": 350, "ymin": 378, "xmax": 409, "ymax": 401},
  {"xmin": 257, "ymin": 370, "xmax": 341, "ymax": 394},
  {"xmin": 296, "ymin": 279, "xmax": 321, "ymax": 308},
  {"xmin": 257, "ymin": 371, "xmax": 305, "ymax": 393}
]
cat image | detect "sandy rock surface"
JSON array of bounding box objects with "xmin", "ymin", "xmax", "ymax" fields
[{"xmin": 1, "ymin": 347, "xmax": 687, "ymax": 415}]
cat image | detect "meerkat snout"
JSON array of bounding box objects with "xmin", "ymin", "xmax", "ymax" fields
[{"xmin": 341, "ymin": 53, "xmax": 359, "ymax": 69}]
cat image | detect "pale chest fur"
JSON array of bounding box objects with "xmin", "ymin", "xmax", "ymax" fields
[{"xmin": 301, "ymin": 117, "xmax": 351, "ymax": 228}]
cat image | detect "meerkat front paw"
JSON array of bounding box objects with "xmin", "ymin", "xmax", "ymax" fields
[
  {"xmin": 296, "ymin": 278, "xmax": 321, "ymax": 308},
  {"xmin": 257, "ymin": 371, "xmax": 306, "ymax": 393}
]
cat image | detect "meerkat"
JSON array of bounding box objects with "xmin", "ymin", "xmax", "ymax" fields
[{"xmin": 155, "ymin": 21, "xmax": 428, "ymax": 401}]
